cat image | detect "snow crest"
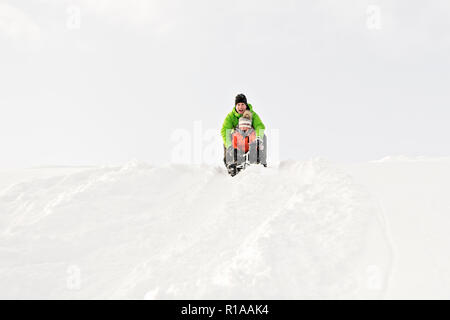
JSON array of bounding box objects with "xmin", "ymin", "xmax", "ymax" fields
[{"xmin": 0, "ymin": 160, "xmax": 391, "ymax": 299}]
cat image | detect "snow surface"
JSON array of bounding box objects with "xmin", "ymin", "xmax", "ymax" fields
[
  {"xmin": 345, "ymin": 160, "xmax": 450, "ymax": 299},
  {"xmin": 371, "ymin": 156, "xmax": 450, "ymax": 163},
  {"xmin": 0, "ymin": 160, "xmax": 394, "ymax": 299}
]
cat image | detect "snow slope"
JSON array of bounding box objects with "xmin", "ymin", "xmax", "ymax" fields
[
  {"xmin": 0, "ymin": 160, "xmax": 391, "ymax": 299},
  {"xmin": 345, "ymin": 159, "xmax": 450, "ymax": 299}
]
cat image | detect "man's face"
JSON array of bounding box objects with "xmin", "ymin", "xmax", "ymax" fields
[{"xmin": 236, "ymin": 103, "xmax": 246, "ymax": 114}]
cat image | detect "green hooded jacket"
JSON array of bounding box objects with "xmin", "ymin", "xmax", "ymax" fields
[{"xmin": 221, "ymin": 104, "xmax": 265, "ymax": 148}]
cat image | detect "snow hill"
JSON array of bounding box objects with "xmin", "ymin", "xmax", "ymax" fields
[
  {"xmin": 0, "ymin": 160, "xmax": 393, "ymax": 299},
  {"xmin": 344, "ymin": 159, "xmax": 450, "ymax": 299}
]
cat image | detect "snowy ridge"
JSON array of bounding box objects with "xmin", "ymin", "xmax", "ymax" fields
[
  {"xmin": 371, "ymin": 155, "xmax": 450, "ymax": 163},
  {"xmin": 0, "ymin": 160, "xmax": 392, "ymax": 299}
]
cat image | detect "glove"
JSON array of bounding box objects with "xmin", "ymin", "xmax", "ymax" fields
[
  {"xmin": 256, "ymin": 137, "xmax": 264, "ymax": 150},
  {"xmin": 226, "ymin": 146, "xmax": 235, "ymax": 162}
]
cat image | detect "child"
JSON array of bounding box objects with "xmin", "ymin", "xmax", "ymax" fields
[{"xmin": 232, "ymin": 110, "xmax": 256, "ymax": 153}]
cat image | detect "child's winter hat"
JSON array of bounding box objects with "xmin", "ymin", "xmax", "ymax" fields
[
  {"xmin": 235, "ymin": 93, "xmax": 248, "ymax": 106},
  {"xmin": 239, "ymin": 116, "xmax": 252, "ymax": 130}
]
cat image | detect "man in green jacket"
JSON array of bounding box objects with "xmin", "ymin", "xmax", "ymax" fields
[{"xmin": 221, "ymin": 93, "xmax": 266, "ymax": 173}]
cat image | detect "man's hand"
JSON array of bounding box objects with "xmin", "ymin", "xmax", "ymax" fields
[
  {"xmin": 226, "ymin": 146, "xmax": 235, "ymax": 161},
  {"xmin": 256, "ymin": 137, "xmax": 264, "ymax": 150}
]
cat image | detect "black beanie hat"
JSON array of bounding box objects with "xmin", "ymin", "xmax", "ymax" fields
[{"xmin": 235, "ymin": 93, "xmax": 248, "ymax": 106}]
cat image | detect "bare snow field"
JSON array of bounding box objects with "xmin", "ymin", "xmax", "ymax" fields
[
  {"xmin": 0, "ymin": 158, "xmax": 448, "ymax": 299},
  {"xmin": 344, "ymin": 160, "xmax": 450, "ymax": 299}
]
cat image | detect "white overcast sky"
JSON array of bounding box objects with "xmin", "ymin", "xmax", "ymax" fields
[{"xmin": 0, "ymin": 0, "xmax": 449, "ymax": 168}]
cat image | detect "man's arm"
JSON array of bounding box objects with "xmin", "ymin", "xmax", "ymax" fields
[
  {"xmin": 221, "ymin": 113, "xmax": 234, "ymax": 148},
  {"xmin": 252, "ymin": 112, "xmax": 265, "ymax": 138}
]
